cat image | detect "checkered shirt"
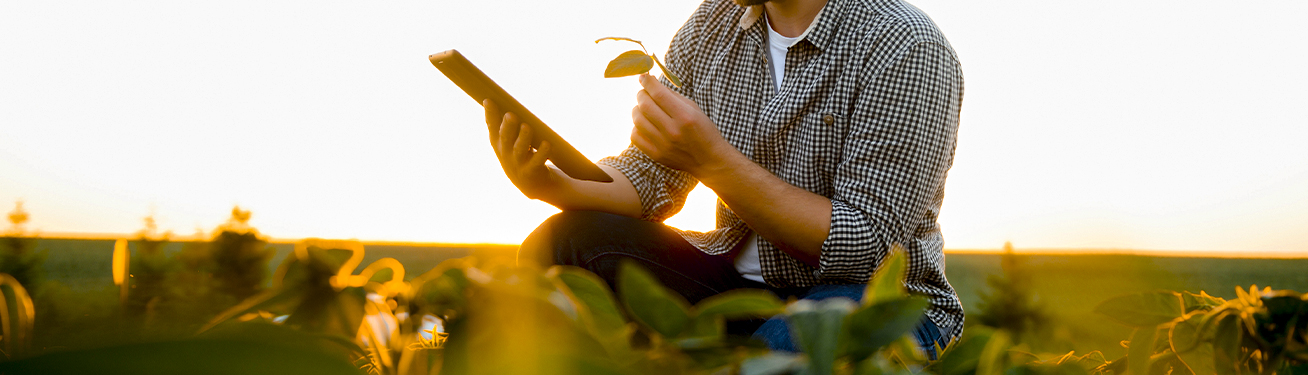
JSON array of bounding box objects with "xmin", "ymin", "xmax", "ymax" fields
[{"xmin": 597, "ymin": 0, "xmax": 965, "ymax": 339}]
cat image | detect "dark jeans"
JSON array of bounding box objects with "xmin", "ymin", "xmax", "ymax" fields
[{"xmin": 520, "ymin": 211, "xmax": 947, "ymax": 358}]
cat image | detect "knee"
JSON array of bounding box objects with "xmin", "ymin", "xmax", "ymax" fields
[{"xmin": 519, "ymin": 210, "xmax": 630, "ymax": 267}]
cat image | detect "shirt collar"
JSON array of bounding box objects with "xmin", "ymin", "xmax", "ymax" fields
[{"xmin": 738, "ymin": 0, "xmax": 842, "ymax": 51}]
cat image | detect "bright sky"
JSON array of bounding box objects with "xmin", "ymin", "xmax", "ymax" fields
[{"xmin": 2, "ymin": 1, "xmax": 1305, "ymax": 254}]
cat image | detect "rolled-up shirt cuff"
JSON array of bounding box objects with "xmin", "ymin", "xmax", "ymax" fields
[{"xmin": 816, "ymin": 199, "xmax": 882, "ymax": 282}]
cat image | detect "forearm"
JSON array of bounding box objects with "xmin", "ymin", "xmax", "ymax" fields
[
  {"xmin": 696, "ymin": 151, "xmax": 831, "ymax": 267},
  {"xmin": 536, "ymin": 165, "xmax": 643, "ymax": 218}
]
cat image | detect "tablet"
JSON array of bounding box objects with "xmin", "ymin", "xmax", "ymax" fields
[{"xmin": 429, "ymin": 49, "xmax": 613, "ymax": 183}]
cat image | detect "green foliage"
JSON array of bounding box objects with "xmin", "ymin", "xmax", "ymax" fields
[
  {"xmin": 863, "ymin": 246, "xmax": 908, "ymax": 305},
  {"xmin": 124, "ymin": 216, "xmax": 178, "ymax": 318},
  {"xmin": 4, "ymin": 205, "xmax": 1306, "ymax": 375},
  {"xmin": 974, "ymin": 243, "xmax": 1049, "ymax": 343},
  {"xmin": 845, "ymin": 297, "xmax": 932, "ymax": 362},
  {"xmin": 731, "ymin": 251, "xmax": 935, "ymax": 375},
  {"xmin": 1093, "ymin": 291, "xmax": 1185, "ymax": 328},
  {"xmin": 1, "ymin": 202, "xmax": 46, "ymax": 294},
  {"xmin": 1089, "ymin": 286, "xmax": 1308, "ymax": 375},
  {"xmin": 617, "ymin": 260, "xmax": 693, "ymax": 338},
  {"xmin": 206, "ymin": 207, "xmax": 275, "ymax": 302},
  {"xmin": 789, "ymin": 298, "xmax": 856, "ymax": 374}
]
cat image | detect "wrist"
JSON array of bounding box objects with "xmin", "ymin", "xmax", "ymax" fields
[
  {"xmin": 692, "ymin": 145, "xmax": 747, "ymax": 188},
  {"xmin": 522, "ymin": 166, "xmax": 568, "ymax": 201}
]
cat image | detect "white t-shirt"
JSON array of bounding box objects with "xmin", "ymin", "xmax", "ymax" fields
[
  {"xmin": 765, "ymin": 19, "xmax": 802, "ymax": 92},
  {"xmin": 734, "ymin": 16, "xmax": 806, "ymax": 284}
]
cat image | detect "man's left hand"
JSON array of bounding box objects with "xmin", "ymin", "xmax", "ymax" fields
[{"xmin": 631, "ymin": 74, "xmax": 734, "ymax": 178}]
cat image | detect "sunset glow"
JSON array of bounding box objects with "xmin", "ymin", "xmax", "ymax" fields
[{"xmin": 2, "ymin": 0, "xmax": 1305, "ymax": 255}]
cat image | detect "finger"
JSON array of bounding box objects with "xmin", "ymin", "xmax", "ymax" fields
[
  {"xmin": 485, "ymin": 99, "xmax": 504, "ymax": 145},
  {"xmin": 526, "ymin": 140, "xmax": 551, "ymax": 169},
  {"xmin": 498, "ymin": 112, "xmax": 522, "ymax": 160},
  {"xmin": 636, "ymin": 90, "xmax": 676, "ymax": 133},
  {"xmin": 631, "ymin": 105, "xmax": 668, "ymax": 146},
  {"xmin": 484, "ymin": 99, "xmax": 505, "ymax": 131},
  {"xmin": 514, "ymin": 123, "xmax": 534, "ymax": 164},
  {"xmin": 638, "ymin": 73, "xmax": 686, "ymax": 115},
  {"xmin": 630, "ymin": 129, "xmax": 659, "ymax": 159}
]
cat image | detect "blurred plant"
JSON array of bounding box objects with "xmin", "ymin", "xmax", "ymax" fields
[
  {"xmin": 206, "ymin": 207, "xmax": 274, "ymax": 303},
  {"xmin": 1, "ymin": 202, "xmax": 46, "ymax": 295},
  {"xmin": 928, "ymin": 326, "xmax": 1110, "ymax": 375},
  {"xmin": 596, "ymin": 37, "xmax": 683, "ymax": 87},
  {"xmin": 0, "ymin": 273, "xmax": 35, "ymax": 359},
  {"xmin": 123, "ymin": 215, "xmax": 179, "ymax": 321},
  {"xmin": 974, "ymin": 242, "xmax": 1051, "ymax": 344},
  {"xmin": 5, "ymin": 225, "xmax": 1308, "ymax": 375},
  {"xmin": 742, "ymin": 250, "xmax": 936, "ymax": 375},
  {"xmin": 196, "ymin": 241, "xmax": 943, "ymax": 374},
  {"xmin": 1091, "ymin": 286, "xmax": 1308, "ymax": 375}
]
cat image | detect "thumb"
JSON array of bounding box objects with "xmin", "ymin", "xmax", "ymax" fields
[{"xmin": 639, "ymin": 73, "xmax": 680, "ymax": 110}]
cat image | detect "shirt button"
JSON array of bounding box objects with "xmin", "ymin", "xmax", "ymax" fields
[{"xmin": 822, "ymin": 113, "xmax": 835, "ymax": 125}]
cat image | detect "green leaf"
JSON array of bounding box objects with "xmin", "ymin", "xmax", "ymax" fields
[
  {"xmin": 1213, "ymin": 314, "xmax": 1242, "ymax": 375},
  {"xmin": 1127, "ymin": 327, "xmax": 1159, "ymax": 375},
  {"xmin": 694, "ymin": 289, "xmax": 784, "ymax": 319},
  {"xmin": 617, "ymin": 260, "xmax": 691, "ymax": 338},
  {"xmin": 682, "ymin": 315, "xmax": 725, "ymax": 339},
  {"xmin": 1094, "ymin": 291, "xmax": 1185, "ymax": 327},
  {"xmin": 284, "ymin": 286, "xmax": 367, "ymax": 338},
  {"xmin": 603, "ymin": 50, "xmax": 653, "ymax": 78},
  {"xmin": 552, "ymin": 266, "xmax": 627, "ymax": 333},
  {"xmin": 1181, "ymin": 291, "xmax": 1225, "ymax": 313},
  {"xmin": 844, "ymin": 297, "xmax": 930, "ymax": 362},
  {"xmin": 680, "ymin": 288, "xmax": 781, "ymax": 339},
  {"xmin": 976, "ymin": 330, "xmax": 1011, "ymax": 375},
  {"xmin": 650, "ymin": 54, "xmax": 683, "ymax": 87},
  {"xmin": 863, "ymin": 250, "xmax": 907, "ymax": 306},
  {"xmin": 1170, "ymin": 312, "xmax": 1215, "ymax": 375},
  {"xmin": 931, "ymin": 328, "xmax": 995, "ymax": 375},
  {"xmin": 742, "ymin": 352, "xmax": 806, "ymax": 375},
  {"xmin": 1070, "ymin": 351, "xmax": 1109, "ymax": 370},
  {"xmin": 786, "ymin": 298, "xmax": 857, "ymax": 375}
]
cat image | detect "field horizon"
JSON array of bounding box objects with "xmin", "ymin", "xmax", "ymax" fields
[{"xmin": 24, "ymin": 232, "xmax": 1308, "ymax": 259}]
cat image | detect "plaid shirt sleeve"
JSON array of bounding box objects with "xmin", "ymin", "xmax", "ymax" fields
[
  {"xmin": 595, "ymin": 10, "xmax": 703, "ymax": 222},
  {"xmin": 818, "ymin": 41, "xmax": 962, "ymax": 282}
]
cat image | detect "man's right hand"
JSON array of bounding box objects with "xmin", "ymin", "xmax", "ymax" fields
[{"xmin": 484, "ymin": 99, "xmax": 558, "ymax": 200}]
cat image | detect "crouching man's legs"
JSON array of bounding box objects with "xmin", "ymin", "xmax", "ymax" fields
[{"xmin": 519, "ymin": 210, "xmax": 749, "ymax": 305}]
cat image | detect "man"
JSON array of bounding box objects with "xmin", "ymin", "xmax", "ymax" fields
[{"xmin": 483, "ymin": 0, "xmax": 964, "ymax": 354}]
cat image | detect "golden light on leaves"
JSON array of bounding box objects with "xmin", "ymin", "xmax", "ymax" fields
[
  {"xmin": 112, "ymin": 239, "xmax": 129, "ymax": 287},
  {"xmin": 0, "ymin": 274, "xmax": 35, "ymax": 356},
  {"xmin": 595, "ymin": 37, "xmax": 683, "ymax": 87},
  {"xmin": 604, "ymin": 50, "xmax": 654, "ymax": 78}
]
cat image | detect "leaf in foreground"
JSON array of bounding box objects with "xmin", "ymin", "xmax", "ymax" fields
[
  {"xmin": 618, "ymin": 260, "xmax": 691, "ymax": 338},
  {"xmin": 650, "ymin": 54, "xmax": 683, "ymax": 87},
  {"xmin": 604, "ymin": 50, "xmax": 654, "ymax": 78},
  {"xmin": 863, "ymin": 249, "xmax": 908, "ymax": 306},
  {"xmin": 787, "ymin": 298, "xmax": 857, "ymax": 375},
  {"xmin": 844, "ymin": 297, "xmax": 930, "ymax": 362},
  {"xmin": 1093, "ymin": 291, "xmax": 1185, "ymax": 327},
  {"xmin": 694, "ymin": 288, "xmax": 784, "ymax": 319},
  {"xmin": 1126, "ymin": 327, "xmax": 1159, "ymax": 375},
  {"xmin": 553, "ymin": 266, "xmax": 627, "ymax": 333}
]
